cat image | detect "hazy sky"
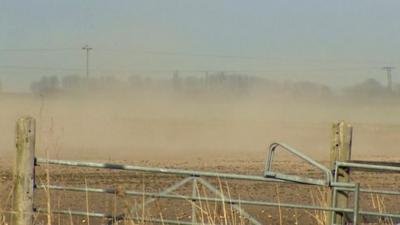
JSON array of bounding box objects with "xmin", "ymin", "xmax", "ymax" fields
[{"xmin": 1, "ymin": 0, "xmax": 399, "ymax": 91}]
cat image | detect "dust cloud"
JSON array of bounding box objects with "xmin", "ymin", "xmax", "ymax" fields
[{"xmin": 1, "ymin": 77, "xmax": 400, "ymax": 163}]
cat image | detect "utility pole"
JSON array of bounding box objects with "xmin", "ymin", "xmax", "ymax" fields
[
  {"xmin": 82, "ymin": 45, "xmax": 93, "ymax": 79},
  {"xmin": 382, "ymin": 66, "xmax": 395, "ymax": 91},
  {"xmin": 173, "ymin": 70, "xmax": 181, "ymax": 91},
  {"xmin": 204, "ymin": 71, "xmax": 209, "ymax": 89}
]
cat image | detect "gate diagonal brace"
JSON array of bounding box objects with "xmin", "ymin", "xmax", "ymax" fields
[
  {"xmin": 106, "ymin": 176, "xmax": 194, "ymax": 225},
  {"xmin": 197, "ymin": 178, "xmax": 263, "ymax": 225},
  {"xmin": 106, "ymin": 177, "xmax": 263, "ymax": 225}
]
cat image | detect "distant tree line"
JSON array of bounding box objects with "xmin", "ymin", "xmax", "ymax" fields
[
  {"xmin": 28, "ymin": 73, "xmax": 399, "ymax": 100},
  {"xmin": 30, "ymin": 75, "xmax": 125, "ymax": 94},
  {"xmin": 29, "ymin": 73, "xmax": 256, "ymax": 95},
  {"xmin": 343, "ymin": 78, "xmax": 396, "ymax": 98}
]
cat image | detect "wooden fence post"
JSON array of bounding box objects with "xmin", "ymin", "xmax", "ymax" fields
[
  {"xmin": 12, "ymin": 117, "xmax": 36, "ymax": 225},
  {"xmin": 327, "ymin": 121, "xmax": 353, "ymax": 225}
]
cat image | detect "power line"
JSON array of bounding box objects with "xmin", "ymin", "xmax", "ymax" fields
[
  {"xmin": 97, "ymin": 48, "xmax": 256, "ymax": 59},
  {"xmin": 0, "ymin": 48, "xmax": 78, "ymax": 52},
  {"xmin": 1, "ymin": 47, "xmax": 398, "ymax": 65},
  {"xmin": 0, "ymin": 65, "xmax": 82, "ymax": 72},
  {"xmin": 0, "ymin": 47, "xmax": 254, "ymax": 59},
  {"xmin": 0, "ymin": 65, "xmax": 385, "ymax": 75}
]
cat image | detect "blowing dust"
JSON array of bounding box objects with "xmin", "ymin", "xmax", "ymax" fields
[{"xmin": 1, "ymin": 86, "xmax": 400, "ymax": 163}]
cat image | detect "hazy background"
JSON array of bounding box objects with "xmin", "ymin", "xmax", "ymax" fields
[
  {"xmin": 1, "ymin": 0, "xmax": 400, "ymax": 91},
  {"xmin": 1, "ymin": 78, "xmax": 400, "ymax": 162},
  {"xmin": 1, "ymin": 1, "xmax": 400, "ymax": 162}
]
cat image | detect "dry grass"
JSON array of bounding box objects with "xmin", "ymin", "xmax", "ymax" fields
[
  {"xmin": 0, "ymin": 175, "xmax": 289, "ymax": 225},
  {"xmin": 1, "ymin": 162, "xmax": 398, "ymax": 225}
]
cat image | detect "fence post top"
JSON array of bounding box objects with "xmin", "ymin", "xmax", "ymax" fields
[
  {"xmin": 17, "ymin": 116, "xmax": 36, "ymax": 123},
  {"xmin": 333, "ymin": 121, "xmax": 352, "ymax": 126},
  {"xmin": 16, "ymin": 117, "xmax": 36, "ymax": 139}
]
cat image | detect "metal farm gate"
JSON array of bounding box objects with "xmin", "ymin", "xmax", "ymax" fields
[{"xmin": 9, "ymin": 117, "xmax": 400, "ymax": 225}]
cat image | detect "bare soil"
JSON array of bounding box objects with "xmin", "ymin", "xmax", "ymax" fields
[
  {"xmin": 1, "ymin": 158, "xmax": 400, "ymax": 225},
  {"xmin": 1, "ymin": 92, "xmax": 400, "ymax": 224}
]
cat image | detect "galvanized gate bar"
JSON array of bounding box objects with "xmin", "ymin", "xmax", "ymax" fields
[
  {"xmin": 335, "ymin": 186, "xmax": 400, "ymax": 196},
  {"xmin": 35, "ymin": 184, "xmax": 354, "ymax": 212},
  {"xmin": 35, "ymin": 183, "xmax": 400, "ymax": 223},
  {"xmin": 35, "ymin": 207, "xmax": 400, "ymax": 223},
  {"xmin": 349, "ymin": 160, "xmax": 400, "ymax": 167},
  {"xmin": 35, "ymin": 208, "xmax": 214, "ymax": 225},
  {"xmin": 336, "ymin": 161, "xmax": 400, "ymax": 172},
  {"xmin": 40, "ymin": 183, "xmax": 400, "ymax": 200},
  {"xmin": 359, "ymin": 211, "xmax": 400, "ymax": 219},
  {"xmin": 35, "ymin": 158, "xmax": 286, "ymax": 183},
  {"xmin": 353, "ymin": 183, "xmax": 360, "ymax": 225}
]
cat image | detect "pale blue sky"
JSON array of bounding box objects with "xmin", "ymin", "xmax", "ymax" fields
[{"xmin": 1, "ymin": 0, "xmax": 399, "ymax": 91}]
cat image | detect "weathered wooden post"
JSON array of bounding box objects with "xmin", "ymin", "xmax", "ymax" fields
[
  {"xmin": 327, "ymin": 121, "xmax": 353, "ymax": 225},
  {"xmin": 12, "ymin": 117, "xmax": 36, "ymax": 225}
]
